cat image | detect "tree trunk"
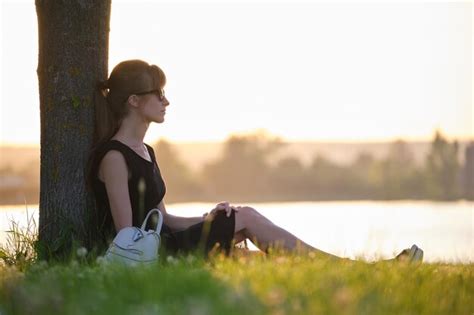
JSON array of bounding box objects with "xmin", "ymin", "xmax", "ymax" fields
[{"xmin": 36, "ymin": 0, "xmax": 111, "ymax": 259}]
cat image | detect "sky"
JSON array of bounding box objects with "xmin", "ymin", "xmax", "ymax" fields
[{"xmin": 0, "ymin": 0, "xmax": 472, "ymax": 145}]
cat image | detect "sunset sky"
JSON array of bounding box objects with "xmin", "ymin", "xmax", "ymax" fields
[{"xmin": 1, "ymin": 0, "xmax": 472, "ymax": 145}]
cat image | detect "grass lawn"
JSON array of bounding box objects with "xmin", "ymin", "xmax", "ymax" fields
[{"xmin": 0, "ymin": 251, "xmax": 473, "ymax": 315}]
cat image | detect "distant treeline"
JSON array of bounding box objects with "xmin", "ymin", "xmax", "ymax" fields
[
  {"xmin": 0, "ymin": 159, "xmax": 39, "ymax": 206},
  {"xmin": 0, "ymin": 130, "xmax": 472, "ymax": 205},
  {"xmin": 155, "ymin": 130, "xmax": 473, "ymax": 203}
]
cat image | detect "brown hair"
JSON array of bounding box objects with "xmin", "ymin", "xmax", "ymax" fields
[{"xmin": 87, "ymin": 60, "xmax": 166, "ymax": 186}]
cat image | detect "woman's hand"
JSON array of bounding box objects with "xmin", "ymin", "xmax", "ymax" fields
[{"xmin": 202, "ymin": 201, "xmax": 239, "ymax": 220}]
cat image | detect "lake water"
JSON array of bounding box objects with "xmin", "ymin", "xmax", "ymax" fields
[{"xmin": 1, "ymin": 201, "xmax": 472, "ymax": 263}]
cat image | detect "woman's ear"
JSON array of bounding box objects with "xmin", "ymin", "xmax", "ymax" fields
[{"xmin": 127, "ymin": 94, "xmax": 140, "ymax": 108}]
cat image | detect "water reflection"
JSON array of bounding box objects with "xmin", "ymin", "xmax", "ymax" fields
[{"xmin": 1, "ymin": 201, "xmax": 472, "ymax": 263}]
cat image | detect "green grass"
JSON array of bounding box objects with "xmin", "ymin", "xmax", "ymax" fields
[
  {"xmin": 0, "ymin": 215, "xmax": 472, "ymax": 314},
  {"xmin": 0, "ymin": 209, "xmax": 37, "ymax": 270},
  {"xmin": 0, "ymin": 251, "xmax": 473, "ymax": 315}
]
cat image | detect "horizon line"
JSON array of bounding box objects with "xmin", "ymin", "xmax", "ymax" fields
[{"xmin": 1, "ymin": 136, "xmax": 473, "ymax": 148}]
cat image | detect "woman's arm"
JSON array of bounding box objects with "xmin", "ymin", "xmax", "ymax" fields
[
  {"xmin": 157, "ymin": 200, "xmax": 204, "ymax": 232},
  {"xmin": 99, "ymin": 150, "xmax": 133, "ymax": 232},
  {"xmin": 157, "ymin": 200, "xmax": 239, "ymax": 232}
]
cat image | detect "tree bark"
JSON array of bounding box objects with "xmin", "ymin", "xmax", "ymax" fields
[{"xmin": 36, "ymin": 0, "xmax": 111, "ymax": 259}]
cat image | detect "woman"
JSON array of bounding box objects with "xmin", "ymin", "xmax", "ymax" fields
[{"xmin": 88, "ymin": 59, "xmax": 422, "ymax": 261}]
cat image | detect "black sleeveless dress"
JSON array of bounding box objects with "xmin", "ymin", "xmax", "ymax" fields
[{"xmin": 90, "ymin": 140, "xmax": 235, "ymax": 256}]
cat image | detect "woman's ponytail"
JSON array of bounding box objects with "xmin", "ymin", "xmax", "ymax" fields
[
  {"xmin": 93, "ymin": 80, "xmax": 118, "ymax": 148},
  {"xmin": 86, "ymin": 80, "xmax": 116, "ymax": 188}
]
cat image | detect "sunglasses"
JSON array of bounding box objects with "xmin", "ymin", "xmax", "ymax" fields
[{"xmin": 134, "ymin": 89, "xmax": 166, "ymax": 102}]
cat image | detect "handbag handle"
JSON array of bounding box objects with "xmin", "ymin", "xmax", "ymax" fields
[{"xmin": 141, "ymin": 208, "xmax": 163, "ymax": 233}]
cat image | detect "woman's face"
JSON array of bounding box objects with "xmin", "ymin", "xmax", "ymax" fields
[{"xmin": 136, "ymin": 90, "xmax": 170, "ymax": 124}]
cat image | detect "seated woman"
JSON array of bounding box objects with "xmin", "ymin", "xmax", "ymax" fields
[{"xmin": 87, "ymin": 59, "xmax": 423, "ymax": 262}]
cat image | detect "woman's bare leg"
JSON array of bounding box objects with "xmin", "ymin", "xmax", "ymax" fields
[{"xmin": 233, "ymin": 206, "xmax": 343, "ymax": 260}]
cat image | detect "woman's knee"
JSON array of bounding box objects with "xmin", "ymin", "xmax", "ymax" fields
[
  {"xmin": 238, "ymin": 206, "xmax": 260, "ymax": 219},
  {"xmin": 234, "ymin": 206, "xmax": 261, "ymax": 232}
]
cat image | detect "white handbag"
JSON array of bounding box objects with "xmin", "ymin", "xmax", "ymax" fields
[{"xmin": 105, "ymin": 208, "xmax": 163, "ymax": 266}]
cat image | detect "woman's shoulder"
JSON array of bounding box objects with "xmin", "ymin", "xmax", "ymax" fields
[
  {"xmin": 100, "ymin": 139, "xmax": 128, "ymax": 150},
  {"xmin": 89, "ymin": 140, "xmax": 129, "ymax": 185},
  {"xmin": 97, "ymin": 139, "xmax": 134, "ymax": 155},
  {"xmin": 93, "ymin": 140, "xmax": 132, "ymax": 165},
  {"xmin": 101, "ymin": 149, "xmax": 127, "ymax": 164}
]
